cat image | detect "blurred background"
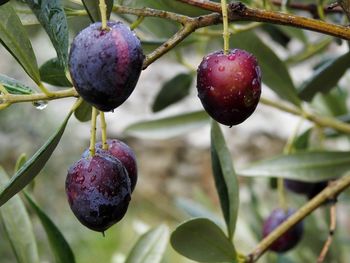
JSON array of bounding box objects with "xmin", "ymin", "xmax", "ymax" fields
[{"xmin": 1, "ymin": 0, "xmax": 350, "ymax": 262}]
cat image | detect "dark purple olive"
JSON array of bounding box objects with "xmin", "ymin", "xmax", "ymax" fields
[
  {"xmin": 262, "ymin": 208, "xmax": 304, "ymax": 253},
  {"xmin": 69, "ymin": 21, "xmax": 144, "ymax": 111},
  {"xmin": 82, "ymin": 139, "xmax": 138, "ymax": 192},
  {"xmin": 284, "ymin": 179, "xmax": 328, "ymax": 200},
  {"xmin": 65, "ymin": 152, "xmax": 131, "ymax": 232},
  {"xmin": 196, "ymin": 49, "xmax": 261, "ymax": 126}
]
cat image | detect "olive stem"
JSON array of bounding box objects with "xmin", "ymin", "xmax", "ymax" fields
[
  {"xmin": 259, "ymin": 97, "xmax": 350, "ymax": 134},
  {"xmin": 130, "ymin": 16, "xmax": 145, "ymax": 30},
  {"xmin": 38, "ymin": 82, "xmax": 54, "ymax": 97},
  {"xmin": 221, "ymin": 0, "xmax": 230, "ymax": 54},
  {"xmin": 89, "ymin": 107, "xmax": 98, "ymax": 157},
  {"xmin": 99, "ymin": 0, "xmax": 108, "ymax": 29},
  {"xmin": 317, "ymin": 193, "xmax": 337, "ymax": 263},
  {"xmin": 248, "ymin": 173, "xmax": 350, "ymax": 262},
  {"xmin": 100, "ymin": 111, "xmax": 108, "ymax": 151},
  {"xmin": 0, "ymin": 88, "xmax": 78, "ymax": 107},
  {"xmin": 176, "ymin": 0, "xmax": 350, "ymax": 40}
]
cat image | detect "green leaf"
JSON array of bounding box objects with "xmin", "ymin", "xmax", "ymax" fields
[
  {"xmin": 311, "ymin": 87, "xmax": 348, "ymax": 117},
  {"xmin": 0, "ymin": 4, "xmax": 40, "ymax": 84},
  {"xmin": 40, "ymin": 58, "xmax": 72, "ymax": 87},
  {"xmin": 298, "ymin": 52, "xmax": 350, "ymax": 101},
  {"xmin": 239, "ymin": 151, "xmax": 350, "ymax": 182},
  {"xmin": 124, "ymin": 111, "xmax": 210, "ymax": 139},
  {"xmin": 175, "ymin": 197, "xmax": 225, "ymax": 229},
  {"xmin": 125, "ymin": 225, "xmax": 169, "ymax": 263},
  {"xmin": 0, "ymin": 167, "xmax": 39, "ymax": 263},
  {"xmin": 211, "ymin": 121, "xmax": 239, "ymax": 240},
  {"xmin": 0, "ymin": 111, "xmax": 73, "ymax": 207},
  {"xmin": 0, "ymin": 74, "xmax": 33, "ymax": 95},
  {"xmin": 24, "ymin": 193, "xmax": 76, "ymax": 263},
  {"xmin": 25, "ymin": 0, "xmax": 69, "ymax": 68},
  {"xmin": 170, "ymin": 218, "xmax": 236, "ymax": 263},
  {"xmin": 74, "ymin": 100, "xmax": 92, "ymax": 122},
  {"xmin": 152, "ymin": 73, "xmax": 193, "ymax": 112},
  {"xmin": 82, "ymin": 0, "xmax": 113, "ymax": 22},
  {"xmin": 233, "ymin": 31, "xmax": 301, "ymax": 106}
]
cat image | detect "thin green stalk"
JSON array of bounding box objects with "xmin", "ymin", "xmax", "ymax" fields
[
  {"xmin": 89, "ymin": 107, "xmax": 98, "ymax": 157},
  {"xmin": 130, "ymin": 16, "xmax": 144, "ymax": 30},
  {"xmin": 99, "ymin": 0, "xmax": 108, "ymax": 29},
  {"xmin": 100, "ymin": 112, "xmax": 108, "ymax": 150}
]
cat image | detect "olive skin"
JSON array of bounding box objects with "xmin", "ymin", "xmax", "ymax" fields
[
  {"xmin": 262, "ymin": 208, "xmax": 304, "ymax": 253},
  {"xmin": 197, "ymin": 49, "xmax": 261, "ymax": 126},
  {"xmin": 69, "ymin": 21, "xmax": 144, "ymax": 112},
  {"xmin": 82, "ymin": 139, "xmax": 138, "ymax": 192},
  {"xmin": 65, "ymin": 153, "xmax": 131, "ymax": 232},
  {"xmin": 284, "ymin": 179, "xmax": 328, "ymax": 200}
]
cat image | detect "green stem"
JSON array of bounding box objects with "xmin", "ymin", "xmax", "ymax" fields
[
  {"xmin": 248, "ymin": 173, "xmax": 350, "ymax": 262},
  {"xmin": 89, "ymin": 107, "xmax": 98, "ymax": 157},
  {"xmin": 100, "ymin": 112, "xmax": 108, "ymax": 150},
  {"xmin": 99, "ymin": 0, "xmax": 108, "ymax": 29},
  {"xmin": 130, "ymin": 16, "xmax": 145, "ymax": 30},
  {"xmin": 221, "ymin": 0, "xmax": 230, "ymax": 53},
  {"xmin": 0, "ymin": 83, "xmax": 9, "ymax": 95},
  {"xmin": 277, "ymin": 178, "xmax": 287, "ymax": 210},
  {"xmin": 38, "ymin": 82, "xmax": 54, "ymax": 97},
  {"xmin": 0, "ymin": 88, "xmax": 78, "ymax": 106}
]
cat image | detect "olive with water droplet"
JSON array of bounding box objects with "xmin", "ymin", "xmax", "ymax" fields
[
  {"xmin": 65, "ymin": 152, "xmax": 131, "ymax": 232},
  {"xmin": 197, "ymin": 49, "xmax": 261, "ymax": 126}
]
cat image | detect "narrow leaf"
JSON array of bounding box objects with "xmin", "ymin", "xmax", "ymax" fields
[
  {"xmin": 0, "ymin": 111, "xmax": 73, "ymax": 207},
  {"xmin": 82, "ymin": 0, "xmax": 113, "ymax": 22},
  {"xmin": 233, "ymin": 31, "xmax": 301, "ymax": 106},
  {"xmin": 239, "ymin": 151, "xmax": 350, "ymax": 182},
  {"xmin": 211, "ymin": 121, "xmax": 239, "ymax": 240},
  {"xmin": 0, "ymin": 74, "xmax": 33, "ymax": 95},
  {"xmin": 170, "ymin": 218, "xmax": 236, "ymax": 263},
  {"xmin": 40, "ymin": 58, "xmax": 72, "ymax": 87},
  {"xmin": 124, "ymin": 111, "xmax": 209, "ymax": 139},
  {"xmin": 74, "ymin": 100, "xmax": 92, "ymax": 122},
  {"xmin": 24, "ymin": 193, "xmax": 76, "ymax": 263},
  {"xmin": 175, "ymin": 197, "xmax": 225, "ymax": 229},
  {"xmin": 152, "ymin": 73, "xmax": 193, "ymax": 112},
  {"xmin": 0, "ymin": 167, "xmax": 39, "ymax": 263},
  {"xmin": 25, "ymin": 0, "xmax": 69, "ymax": 68},
  {"xmin": 299, "ymin": 52, "xmax": 350, "ymax": 101},
  {"xmin": 0, "ymin": 4, "xmax": 40, "ymax": 84},
  {"xmin": 14, "ymin": 153, "xmax": 27, "ymax": 172},
  {"xmin": 125, "ymin": 225, "xmax": 169, "ymax": 263}
]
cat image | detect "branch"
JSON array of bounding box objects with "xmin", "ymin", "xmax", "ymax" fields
[
  {"xmin": 0, "ymin": 88, "xmax": 78, "ymax": 106},
  {"xmin": 177, "ymin": 0, "xmax": 350, "ymax": 40},
  {"xmin": 260, "ymin": 97, "xmax": 350, "ymax": 134},
  {"xmin": 247, "ymin": 173, "xmax": 350, "ymax": 262}
]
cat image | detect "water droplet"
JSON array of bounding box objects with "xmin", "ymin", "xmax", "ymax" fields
[
  {"xmin": 32, "ymin": 100, "xmax": 48, "ymax": 110},
  {"xmin": 228, "ymin": 55, "xmax": 236, "ymax": 61},
  {"xmin": 218, "ymin": 65, "xmax": 225, "ymax": 72},
  {"xmin": 88, "ymin": 166, "xmax": 92, "ymax": 173},
  {"xmin": 75, "ymin": 175, "xmax": 85, "ymax": 184},
  {"xmin": 252, "ymin": 78, "xmax": 257, "ymax": 86},
  {"xmin": 209, "ymin": 86, "xmax": 214, "ymax": 91}
]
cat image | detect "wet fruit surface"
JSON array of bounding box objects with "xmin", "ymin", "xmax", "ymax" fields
[
  {"xmin": 82, "ymin": 139, "xmax": 138, "ymax": 192},
  {"xmin": 284, "ymin": 179, "xmax": 328, "ymax": 200},
  {"xmin": 197, "ymin": 49, "xmax": 261, "ymax": 126},
  {"xmin": 262, "ymin": 208, "xmax": 304, "ymax": 252},
  {"xmin": 69, "ymin": 21, "xmax": 144, "ymax": 111},
  {"xmin": 65, "ymin": 153, "xmax": 131, "ymax": 232}
]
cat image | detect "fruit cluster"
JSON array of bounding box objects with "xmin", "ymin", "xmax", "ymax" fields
[
  {"xmin": 67, "ymin": 18, "xmax": 262, "ymax": 232},
  {"xmin": 66, "ymin": 21, "xmax": 142, "ymax": 232}
]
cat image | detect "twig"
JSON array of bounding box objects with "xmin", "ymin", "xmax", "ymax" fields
[
  {"xmin": 176, "ymin": 0, "xmax": 350, "ymax": 40},
  {"xmin": 317, "ymin": 198, "xmax": 337, "ymax": 263},
  {"xmin": 247, "ymin": 173, "xmax": 350, "ymax": 262},
  {"xmin": 0, "ymin": 88, "xmax": 78, "ymax": 105}
]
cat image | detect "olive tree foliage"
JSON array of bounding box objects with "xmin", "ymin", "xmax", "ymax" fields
[{"xmin": 1, "ymin": 0, "xmax": 350, "ymax": 263}]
